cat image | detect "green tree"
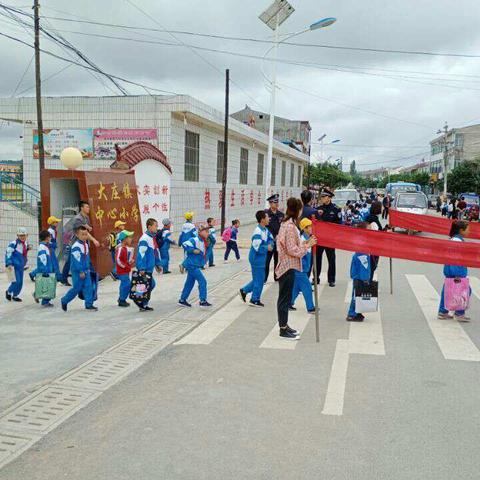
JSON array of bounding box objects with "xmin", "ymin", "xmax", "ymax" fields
[
  {"xmin": 447, "ymin": 161, "xmax": 480, "ymax": 195},
  {"xmin": 310, "ymin": 162, "xmax": 351, "ymax": 188}
]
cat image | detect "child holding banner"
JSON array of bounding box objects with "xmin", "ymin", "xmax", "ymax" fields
[{"xmin": 438, "ymin": 220, "xmax": 471, "ymax": 322}]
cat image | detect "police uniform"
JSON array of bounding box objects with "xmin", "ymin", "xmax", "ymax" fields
[
  {"xmin": 315, "ymin": 188, "xmax": 341, "ymax": 286},
  {"xmin": 264, "ymin": 194, "xmax": 284, "ymax": 282}
]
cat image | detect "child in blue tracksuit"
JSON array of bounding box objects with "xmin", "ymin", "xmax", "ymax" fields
[
  {"xmin": 347, "ymin": 224, "xmax": 372, "ymax": 322},
  {"xmin": 61, "ymin": 226, "xmax": 97, "ymax": 311},
  {"xmin": 224, "ymin": 219, "xmax": 241, "ymax": 261},
  {"xmin": 36, "ymin": 230, "xmax": 56, "ymax": 307},
  {"xmin": 30, "ymin": 216, "xmax": 62, "ymax": 282},
  {"xmin": 136, "ymin": 218, "xmax": 162, "ymax": 311},
  {"xmin": 290, "ymin": 218, "xmax": 315, "ymax": 313},
  {"xmin": 206, "ymin": 217, "xmax": 216, "ymax": 267},
  {"xmin": 158, "ymin": 218, "xmax": 176, "ymax": 274},
  {"xmin": 178, "ymin": 226, "xmax": 211, "ymax": 308},
  {"xmin": 239, "ymin": 211, "xmax": 273, "ymax": 307},
  {"xmin": 116, "ymin": 230, "xmax": 135, "ymax": 307},
  {"xmin": 5, "ymin": 227, "xmax": 29, "ymax": 302},
  {"xmin": 179, "ymin": 212, "xmax": 197, "ymax": 250},
  {"xmin": 438, "ymin": 220, "xmax": 471, "ymax": 321}
]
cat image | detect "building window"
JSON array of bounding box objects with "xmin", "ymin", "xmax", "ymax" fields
[
  {"xmin": 289, "ymin": 163, "xmax": 294, "ymax": 187},
  {"xmin": 257, "ymin": 153, "xmax": 264, "ymax": 186},
  {"xmin": 216, "ymin": 140, "xmax": 225, "ymax": 183},
  {"xmin": 297, "ymin": 165, "xmax": 302, "ymax": 188},
  {"xmin": 240, "ymin": 147, "xmax": 249, "ymax": 185},
  {"xmin": 184, "ymin": 130, "xmax": 199, "ymax": 182},
  {"xmin": 271, "ymin": 157, "xmax": 276, "ymax": 186},
  {"xmin": 281, "ymin": 160, "xmax": 286, "ymax": 186},
  {"xmin": 455, "ymin": 133, "xmax": 464, "ymax": 147}
]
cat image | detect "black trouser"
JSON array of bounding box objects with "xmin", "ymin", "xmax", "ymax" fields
[
  {"xmin": 264, "ymin": 244, "xmax": 279, "ymax": 282},
  {"xmin": 370, "ymin": 255, "xmax": 379, "ymax": 281},
  {"xmin": 277, "ymin": 269, "xmax": 295, "ymax": 328},
  {"xmin": 315, "ymin": 246, "xmax": 336, "ymax": 284},
  {"xmin": 224, "ymin": 240, "xmax": 240, "ymax": 260},
  {"xmin": 382, "ymin": 207, "xmax": 389, "ymax": 219}
]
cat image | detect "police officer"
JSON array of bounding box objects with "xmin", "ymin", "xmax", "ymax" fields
[
  {"xmin": 264, "ymin": 194, "xmax": 284, "ymax": 282},
  {"xmin": 315, "ymin": 187, "xmax": 341, "ymax": 287}
]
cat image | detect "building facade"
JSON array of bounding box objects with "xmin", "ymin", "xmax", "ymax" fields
[
  {"xmin": 0, "ymin": 95, "xmax": 308, "ymax": 259},
  {"xmin": 429, "ymin": 123, "xmax": 480, "ymax": 177},
  {"xmin": 231, "ymin": 105, "xmax": 312, "ymax": 154}
]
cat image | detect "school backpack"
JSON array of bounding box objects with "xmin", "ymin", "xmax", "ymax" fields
[
  {"xmin": 221, "ymin": 227, "xmax": 232, "ymax": 242},
  {"xmin": 129, "ymin": 271, "xmax": 153, "ymax": 307}
]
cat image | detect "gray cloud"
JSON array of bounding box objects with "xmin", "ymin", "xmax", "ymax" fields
[{"xmin": 1, "ymin": 0, "xmax": 480, "ymax": 170}]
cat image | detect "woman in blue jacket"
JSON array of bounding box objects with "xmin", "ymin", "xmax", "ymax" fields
[{"xmin": 438, "ymin": 220, "xmax": 471, "ymax": 321}]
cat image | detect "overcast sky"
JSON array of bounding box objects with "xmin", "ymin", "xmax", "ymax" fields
[{"xmin": 1, "ymin": 0, "xmax": 480, "ymax": 171}]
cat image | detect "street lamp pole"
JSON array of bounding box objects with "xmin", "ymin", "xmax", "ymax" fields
[{"xmin": 437, "ymin": 122, "xmax": 449, "ymax": 196}]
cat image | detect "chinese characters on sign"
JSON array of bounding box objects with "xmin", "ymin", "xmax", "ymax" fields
[
  {"xmin": 93, "ymin": 129, "xmax": 158, "ymax": 159},
  {"xmin": 33, "ymin": 129, "xmax": 94, "ymax": 159}
]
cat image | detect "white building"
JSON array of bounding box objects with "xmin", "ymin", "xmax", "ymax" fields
[{"xmin": 0, "ymin": 95, "xmax": 308, "ymax": 260}]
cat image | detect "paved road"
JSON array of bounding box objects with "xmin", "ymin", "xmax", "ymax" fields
[{"xmin": 1, "ymin": 248, "xmax": 480, "ymax": 479}]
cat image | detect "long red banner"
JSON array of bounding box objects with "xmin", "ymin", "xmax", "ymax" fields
[
  {"xmin": 312, "ymin": 220, "xmax": 480, "ymax": 268},
  {"xmin": 389, "ymin": 209, "xmax": 480, "ymax": 240}
]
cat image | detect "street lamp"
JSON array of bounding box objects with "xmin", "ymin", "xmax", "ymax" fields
[{"xmin": 259, "ymin": 0, "xmax": 337, "ymax": 204}]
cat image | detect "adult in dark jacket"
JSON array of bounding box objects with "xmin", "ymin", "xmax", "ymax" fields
[
  {"xmin": 264, "ymin": 194, "xmax": 285, "ymax": 282},
  {"xmin": 315, "ymin": 188, "xmax": 341, "ymax": 287},
  {"xmin": 365, "ymin": 200, "xmax": 383, "ymax": 280}
]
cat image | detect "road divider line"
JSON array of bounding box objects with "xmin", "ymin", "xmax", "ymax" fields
[
  {"xmin": 469, "ymin": 276, "xmax": 480, "ymax": 301},
  {"xmin": 321, "ymin": 339, "xmax": 350, "ymax": 416},
  {"xmin": 406, "ymin": 274, "xmax": 480, "ymax": 362},
  {"xmin": 175, "ymin": 283, "xmax": 274, "ymax": 345},
  {"xmin": 344, "ymin": 280, "xmax": 352, "ymax": 304},
  {"xmin": 349, "ymin": 308, "xmax": 385, "ymax": 356}
]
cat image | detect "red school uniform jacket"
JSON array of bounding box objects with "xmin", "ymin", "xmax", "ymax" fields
[{"xmin": 116, "ymin": 246, "xmax": 133, "ymax": 275}]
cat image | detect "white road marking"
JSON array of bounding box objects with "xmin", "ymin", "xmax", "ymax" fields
[
  {"xmin": 344, "ymin": 280, "xmax": 352, "ymax": 304},
  {"xmin": 175, "ymin": 284, "xmax": 274, "ymax": 345},
  {"xmin": 323, "ymin": 283, "xmax": 386, "ymax": 416},
  {"xmin": 259, "ymin": 279, "xmax": 326, "ymax": 350},
  {"xmin": 349, "ymin": 308, "xmax": 385, "ymax": 356},
  {"xmin": 469, "ymin": 276, "xmax": 480, "ymax": 301},
  {"xmin": 321, "ymin": 339, "xmax": 350, "ymax": 416},
  {"xmin": 406, "ymin": 274, "xmax": 480, "ymax": 362}
]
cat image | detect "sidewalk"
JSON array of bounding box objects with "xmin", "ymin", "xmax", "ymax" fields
[{"xmin": 0, "ymin": 243, "xmax": 250, "ymax": 413}]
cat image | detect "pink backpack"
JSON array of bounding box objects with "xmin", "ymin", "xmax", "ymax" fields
[
  {"xmin": 444, "ymin": 278, "xmax": 470, "ymax": 312},
  {"xmin": 221, "ymin": 227, "xmax": 232, "ymax": 242}
]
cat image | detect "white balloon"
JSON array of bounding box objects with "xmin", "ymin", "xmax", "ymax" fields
[{"xmin": 60, "ymin": 147, "xmax": 83, "ymax": 170}]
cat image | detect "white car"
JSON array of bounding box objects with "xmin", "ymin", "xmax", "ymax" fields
[
  {"xmin": 334, "ymin": 189, "xmax": 360, "ymax": 207},
  {"xmin": 393, "ymin": 191, "xmax": 428, "ymax": 219}
]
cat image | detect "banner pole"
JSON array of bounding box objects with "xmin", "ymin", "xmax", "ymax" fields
[
  {"xmin": 312, "ymin": 246, "xmax": 320, "ymax": 343},
  {"xmin": 389, "ymin": 257, "xmax": 393, "ymax": 295}
]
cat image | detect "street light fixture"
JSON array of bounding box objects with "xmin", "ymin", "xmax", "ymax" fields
[{"xmin": 259, "ymin": 0, "xmax": 337, "ymax": 203}]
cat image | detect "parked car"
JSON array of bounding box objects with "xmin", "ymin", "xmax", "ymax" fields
[
  {"xmin": 334, "ymin": 188, "xmax": 360, "ymax": 207},
  {"xmin": 393, "ymin": 191, "xmax": 429, "ymax": 215}
]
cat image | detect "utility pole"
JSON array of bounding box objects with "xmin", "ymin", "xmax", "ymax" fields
[
  {"xmin": 34, "ymin": 0, "xmax": 44, "ymax": 229},
  {"xmin": 220, "ymin": 69, "xmax": 229, "ymax": 235},
  {"xmin": 442, "ymin": 122, "xmax": 449, "ymax": 196}
]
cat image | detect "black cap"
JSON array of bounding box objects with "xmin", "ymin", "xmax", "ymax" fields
[
  {"xmin": 267, "ymin": 194, "xmax": 279, "ymax": 203},
  {"xmin": 320, "ymin": 188, "xmax": 334, "ymax": 198}
]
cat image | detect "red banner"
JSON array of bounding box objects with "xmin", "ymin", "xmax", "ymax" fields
[
  {"xmin": 389, "ymin": 209, "xmax": 480, "ymax": 240},
  {"xmin": 312, "ymin": 220, "xmax": 480, "ymax": 268}
]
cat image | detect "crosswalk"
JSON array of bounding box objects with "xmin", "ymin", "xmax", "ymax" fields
[{"xmin": 176, "ymin": 274, "xmax": 480, "ymax": 360}]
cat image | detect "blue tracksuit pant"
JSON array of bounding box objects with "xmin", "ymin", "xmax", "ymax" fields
[
  {"xmin": 438, "ymin": 285, "xmax": 470, "ymax": 316},
  {"xmin": 180, "ymin": 268, "xmax": 207, "ymax": 302},
  {"xmin": 242, "ymin": 265, "xmax": 265, "ymax": 302},
  {"xmin": 61, "ymin": 271, "xmax": 94, "ymax": 308},
  {"xmin": 348, "ymin": 288, "xmax": 357, "ymax": 317},
  {"xmin": 118, "ymin": 273, "xmax": 131, "ymax": 302},
  {"xmin": 291, "ymin": 271, "xmax": 314, "ymax": 310},
  {"xmin": 7, "ymin": 266, "xmax": 24, "ymax": 297},
  {"xmin": 207, "ymin": 245, "xmax": 214, "ymax": 266},
  {"xmin": 160, "ymin": 248, "xmax": 170, "ymax": 272}
]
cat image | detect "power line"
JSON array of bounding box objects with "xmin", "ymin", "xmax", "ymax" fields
[
  {"xmin": 313, "ymin": 143, "xmax": 427, "ymax": 149},
  {"xmin": 10, "ymin": 53, "xmax": 33, "ymax": 97},
  {"xmin": 36, "ymin": 13, "xmax": 480, "ymax": 59},
  {"xmin": 0, "ymin": 30, "xmax": 180, "ymax": 95}
]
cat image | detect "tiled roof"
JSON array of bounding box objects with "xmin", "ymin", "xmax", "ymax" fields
[{"xmin": 110, "ymin": 141, "xmax": 172, "ymax": 174}]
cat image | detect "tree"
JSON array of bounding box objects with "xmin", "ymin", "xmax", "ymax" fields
[
  {"xmin": 309, "ymin": 162, "xmax": 351, "ymax": 188},
  {"xmin": 349, "ymin": 160, "xmax": 357, "ymax": 176},
  {"xmin": 447, "ymin": 161, "xmax": 480, "ymax": 195}
]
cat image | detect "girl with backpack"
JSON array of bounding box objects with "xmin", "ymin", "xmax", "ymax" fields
[
  {"xmin": 438, "ymin": 220, "xmax": 471, "ymax": 322},
  {"xmin": 223, "ymin": 219, "xmax": 241, "ymax": 262}
]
